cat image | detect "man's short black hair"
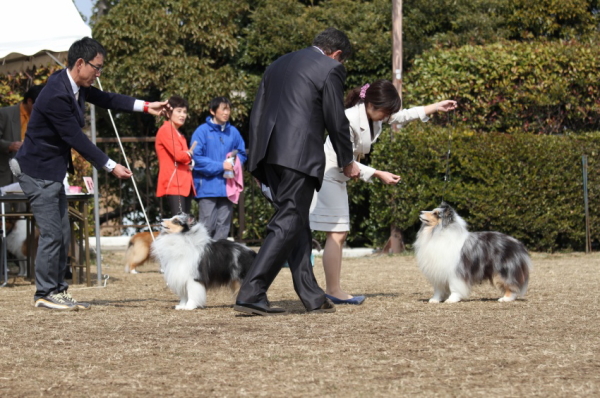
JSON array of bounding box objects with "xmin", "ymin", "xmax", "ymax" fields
[
  {"xmin": 22, "ymin": 85, "xmax": 45, "ymax": 104},
  {"xmin": 209, "ymin": 96, "xmax": 231, "ymax": 113},
  {"xmin": 67, "ymin": 37, "xmax": 107, "ymax": 69},
  {"xmin": 312, "ymin": 28, "xmax": 352, "ymax": 62}
]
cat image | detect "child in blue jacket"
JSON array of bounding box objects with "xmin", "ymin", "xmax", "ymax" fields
[{"xmin": 191, "ymin": 97, "xmax": 247, "ymax": 239}]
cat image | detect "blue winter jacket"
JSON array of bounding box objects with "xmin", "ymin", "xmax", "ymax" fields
[{"xmin": 191, "ymin": 117, "xmax": 247, "ymax": 198}]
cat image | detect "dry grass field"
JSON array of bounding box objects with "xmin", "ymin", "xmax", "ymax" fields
[{"xmin": 1, "ymin": 250, "xmax": 599, "ymax": 397}]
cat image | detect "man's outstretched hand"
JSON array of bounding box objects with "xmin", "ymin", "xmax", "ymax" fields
[{"xmin": 146, "ymin": 100, "xmax": 171, "ymax": 117}]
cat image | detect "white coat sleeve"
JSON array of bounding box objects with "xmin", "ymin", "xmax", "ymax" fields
[{"xmin": 388, "ymin": 106, "xmax": 429, "ymax": 127}]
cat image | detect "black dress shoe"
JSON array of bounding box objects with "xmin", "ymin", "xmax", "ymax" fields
[
  {"xmin": 308, "ymin": 297, "xmax": 336, "ymax": 314},
  {"xmin": 234, "ymin": 301, "xmax": 288, "ymax": 316}
]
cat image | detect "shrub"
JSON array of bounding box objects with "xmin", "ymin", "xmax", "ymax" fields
[
  {"xmin": 366, "ymin": 124, "xmax": 600, "ymax": 251},
  {"xmin": 403, "ymin": 40, "xmax": 600, "ymax": 134}
]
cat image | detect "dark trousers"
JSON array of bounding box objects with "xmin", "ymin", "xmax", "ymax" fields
[
  {"xmin": 236, "ymin": 164, "xmax": 326, "ymax": 310},
  {"xmin": 17, "ymin": 173, "xmax": 70, "ymax": 299},
  {"xmin": 165, "ymin": 194, "xmax": 193, "ymax": 217}
]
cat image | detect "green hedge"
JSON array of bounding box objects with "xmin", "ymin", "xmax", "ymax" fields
[
  {"xmin": 403, "ymin": 40, "xmax": 600, "ymax": 134},
  {"xmin": 363, "ymin": 124, "xmax": 600, "ymax": 251},
  {"xmin": 235, "ymin": 126, "xmax": 600, "ymax": 252}
]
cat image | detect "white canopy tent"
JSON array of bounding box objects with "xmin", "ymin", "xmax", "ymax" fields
[
  {"xmin": 0, "ymin": 0, "xmax": 105, "ymax": 286},
  {"xmin": 0, "ymin": 0, "xmax": 91, "ymax": 73}
]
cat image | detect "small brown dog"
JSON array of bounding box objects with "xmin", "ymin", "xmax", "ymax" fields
[{"xmin": 124, "ymin": 231, "xmax": 160, "ymax": 274}]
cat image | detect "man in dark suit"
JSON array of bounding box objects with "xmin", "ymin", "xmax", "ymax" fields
[
  {"xmin": 234, "ymin": 28, "xmax": 360, "ymax": 316},
  {"xmin": 0, "ymin": 85, "xmax": 44, "ymax": 187},
  {"xmin": 11, "ymin": 37, "xmax": 169, "ymax": 311}
]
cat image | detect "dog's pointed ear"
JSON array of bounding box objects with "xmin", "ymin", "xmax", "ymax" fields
[
  {"xmin": 441, "ymin": 205, "xmax": 454, "ymax": 228},
  {"xmin": 187, "ymin": 215, "xmax": 197, "ymax": 226}
]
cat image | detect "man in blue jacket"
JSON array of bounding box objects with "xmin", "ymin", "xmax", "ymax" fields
[
  {"xmin": 191, "ymin": 97, "xmax": 247, "ymax": 240},
  {"xmin": 11, "ymin": 37, "xmax": 169, "ymax": 311}
]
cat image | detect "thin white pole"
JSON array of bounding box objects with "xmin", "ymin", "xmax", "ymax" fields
[
  {"xmin": 90, "ymin": 104, "xmax": 103, "ymax": 285},
  {"xmin": 95, "ymin": 78, "xmax": 155, "ymax": 240}
]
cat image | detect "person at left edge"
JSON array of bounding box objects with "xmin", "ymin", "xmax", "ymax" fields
[
  {"xmin": 0, "ymin": 84, "xmax": 44, "ymax": 187},
  {"xmin": 12, "ymin": 37, "xmax": 170, "ymax": 311}
]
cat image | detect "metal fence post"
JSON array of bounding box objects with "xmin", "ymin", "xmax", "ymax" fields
[{"xmin": 582, "ymin": 155, "xmax": 591, "ymax": 253}]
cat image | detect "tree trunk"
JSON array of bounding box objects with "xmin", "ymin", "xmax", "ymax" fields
[{"xmin": 382, "ymin": 225, "xmax": 405, "ymax": 254}]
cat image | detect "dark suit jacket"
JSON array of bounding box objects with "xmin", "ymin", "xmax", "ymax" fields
[
  {"xmin": 0, "ymin": 104, "xmax": 21, "ymax": 186},
  {"xmin": 15, "ymin": 69, "xmax": 136, "ymax": 182},
  {"xmin": 248, "ymin": 47, "xmax": 354, "ymax": 189}
]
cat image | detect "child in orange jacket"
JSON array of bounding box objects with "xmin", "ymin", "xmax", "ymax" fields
[{"xmin": 155, "ymin": 95, "xmax": 195, "ymax": 216}]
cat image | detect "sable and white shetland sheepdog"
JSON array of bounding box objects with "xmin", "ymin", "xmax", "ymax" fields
[
  {"xmin": 414, "ymin": 203, "xmax": 531, "ymax": 303},
  {"xmin": 124, "ymin": 231, "xmax": 160, "ymax": 274},
  {"xmin": 151, "ymin": 214, "xmax": 256, "ymax": 310}
]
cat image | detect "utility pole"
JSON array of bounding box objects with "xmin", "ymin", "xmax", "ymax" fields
[
  {"xmin": 383, "ymin": 0, "xmax": 405, "ymax": 254},
  {"xmin": 392, "ymin": 0, "xmax": 403, "ymax": 104},
  {"xmin": 91, "ymin": 0, "xmax": 110, "ymax": 26}
]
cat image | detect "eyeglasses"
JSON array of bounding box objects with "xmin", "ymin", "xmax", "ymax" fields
[{"xmin": 86, "ymin": 61, "xmax": 103, "ymax": 74}]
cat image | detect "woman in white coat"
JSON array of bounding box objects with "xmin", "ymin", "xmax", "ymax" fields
[{"xmin": 309, "ymin": 80, "xmax": 457, "ymax": 304}]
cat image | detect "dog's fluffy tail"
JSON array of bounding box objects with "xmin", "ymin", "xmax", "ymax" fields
[
  {"xmin": 516, "ymin": 254, "xmax": 532, "ymax": 297},
  {"xmin": 124, "ymin": 232, "xmax": 159, "ymax": 273},
  {"xmin": 124, "ymin": 240, "xmax": 143, "ymax": 273}
]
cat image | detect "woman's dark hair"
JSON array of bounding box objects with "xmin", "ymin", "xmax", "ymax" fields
[
  {"xmin": 168, "ymin": 95, "xmax": 188, "ymax": 110},
  {"xmin": 67, "ymin": 37, "xmax": 107, "ymax": 69},
  {"xmin": 344, "ymin": 80, "xmax": 401, "ymax": 116},
  {"xmin": 209, "ymin": 96, "xmax": 231, "ymax": 112}
]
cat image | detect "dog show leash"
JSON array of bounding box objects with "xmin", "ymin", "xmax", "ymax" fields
[
  {"xmin": 167, "ymin": 121, "xmax": 197, "ymax": 216},
  {"xmin": 168, "ymin": 121, "xmax": 185, "ymax": 215},
  {"xmin": 96, "ymin": 79, "xmax": 155, "ymax": 240}
]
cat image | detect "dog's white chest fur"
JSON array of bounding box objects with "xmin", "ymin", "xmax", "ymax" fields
[
  {"xmin": 152, "ymin": 226, "xmax": 206, "ymax": 300},
  {"xmin": 415, "ymin": 224, "xmax": 468, "ymax": 280},
  {"xmin": 151, "ymin": 215, "xmax": 255, "ymax": 310}
]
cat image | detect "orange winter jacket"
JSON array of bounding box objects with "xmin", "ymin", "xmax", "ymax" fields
[{"xmin": 155, "ymin": 121, "xmax": 195, "ymax": 197}]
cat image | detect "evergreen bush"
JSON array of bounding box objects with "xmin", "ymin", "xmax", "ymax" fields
[
  {"xmin": 366, "ymin": 124, "xmax": 600, "ymax": 251},
  {"xmin": 404, "ymin": 40, "xmax": 600, "ymax": 134}
]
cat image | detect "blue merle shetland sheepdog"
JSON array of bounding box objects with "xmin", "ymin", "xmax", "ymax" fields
[
  {"xmin": 151, "ymin": 214, "xmax": 256, "ymax": 310},
  {"xmin": 414, "ymin": 203, "xmax": 531, "ymax": 303}
]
